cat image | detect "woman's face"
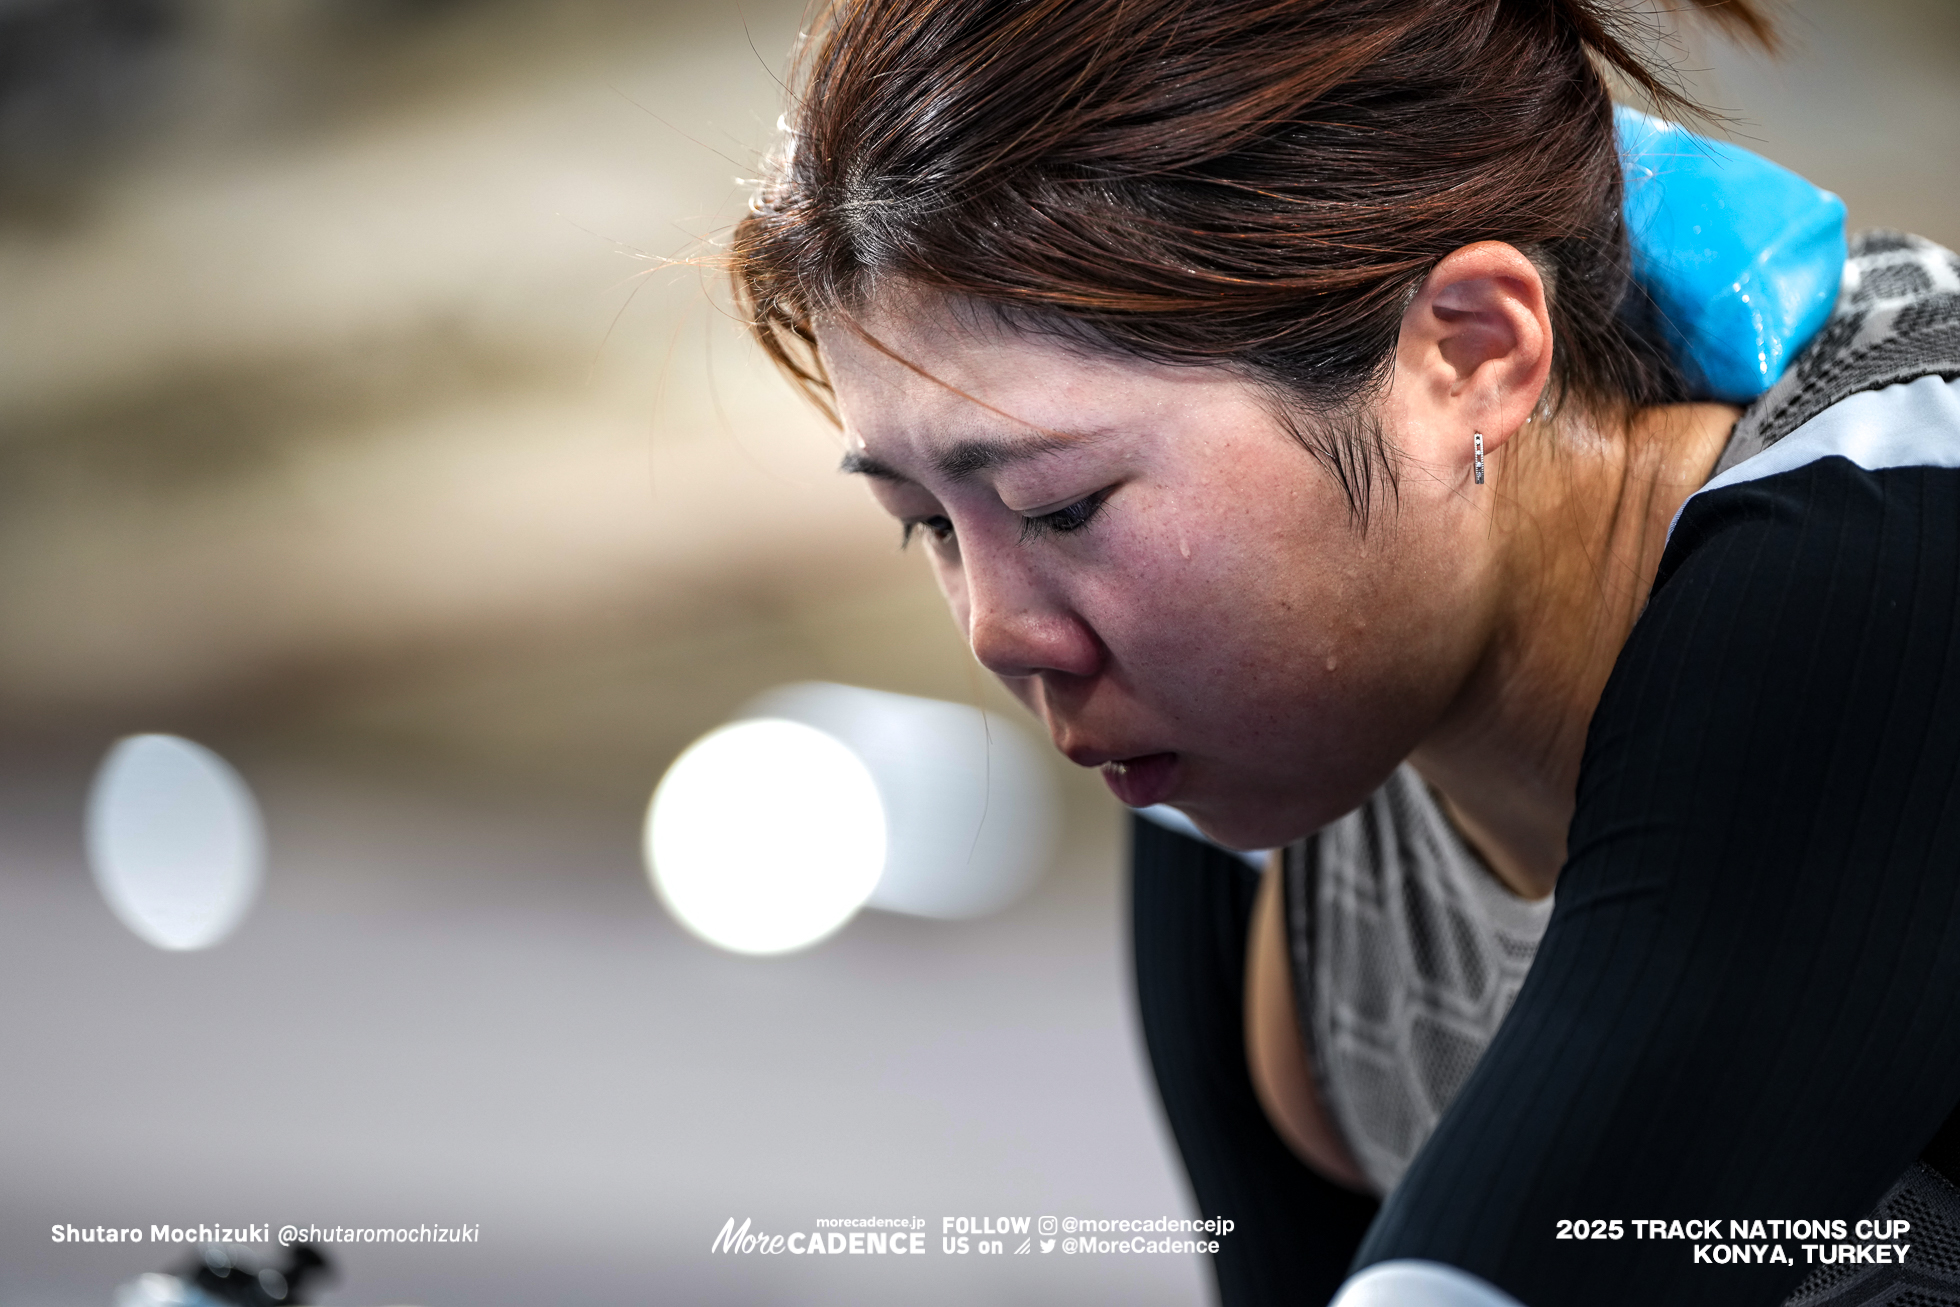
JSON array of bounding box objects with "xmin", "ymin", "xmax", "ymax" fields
[{"xmin": 819, "ymin": 291, "xmax": 1492, "ymax": 849}]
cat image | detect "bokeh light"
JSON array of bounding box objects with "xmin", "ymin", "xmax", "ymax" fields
[
  {"xmin": 84, "ymin": 734, "xmax": 265, "ymax": 951},
  {"xmin": 645, "ymin": 717, "xmax": 887, "ymax": 956},
  {"xmin": 743, "ymin": 682, "xmax": 1058, "ymax": 920},
  {"xmin": 644, "ymin": 685, "xmax": 1061, "ymax": 956}
]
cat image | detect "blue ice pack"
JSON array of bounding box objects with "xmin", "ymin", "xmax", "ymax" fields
[{"xmin": 1616, "ymin": 105, "xmax": 1847, "ymax": 402}]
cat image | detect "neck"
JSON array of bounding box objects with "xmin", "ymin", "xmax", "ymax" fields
[{"xmin": 1409, "ymin": 401, "xmax": 1740, "ymax": 899}]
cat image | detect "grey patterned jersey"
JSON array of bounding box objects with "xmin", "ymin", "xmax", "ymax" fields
[{"xmin": 1282, "ymin": 764, "xmax": 1552, "ymax": 1196}]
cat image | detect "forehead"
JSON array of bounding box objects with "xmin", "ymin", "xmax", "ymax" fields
[{"xmin": 816, "ymin": 288, "xmax": 1249, "ymax": 450}]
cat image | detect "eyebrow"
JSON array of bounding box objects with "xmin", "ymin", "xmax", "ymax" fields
[
  {"xmin": 838, "ymin": 431, "xmax": 1084, "ymax": 483},
  {"xmin": 838, "ymin": 449, "xmax": 907, "ymax": 481}
]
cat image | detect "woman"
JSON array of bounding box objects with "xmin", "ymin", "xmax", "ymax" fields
[{"xmin": 728, "ymin": 1, "xmax": 1960, "ymax": 1303}]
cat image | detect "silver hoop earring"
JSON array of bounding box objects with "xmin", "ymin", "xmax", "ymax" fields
[{"xmin": 1473, "ymin": 432, "xmax": 1485, "ymax": 485}]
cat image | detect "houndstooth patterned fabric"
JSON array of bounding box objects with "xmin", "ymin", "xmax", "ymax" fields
[
  {"xmin": 1717, "ymin": 231, "xmax": 1960, "ymax": 476},
  {"xmin": 1283, "ymin": 764, "xmax": 1553, "ymax": 1196}
]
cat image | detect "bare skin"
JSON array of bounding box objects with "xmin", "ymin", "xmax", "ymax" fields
[{"xmin": 817, "ymin": 242, "xmax": 1739, "ymax": 1186}]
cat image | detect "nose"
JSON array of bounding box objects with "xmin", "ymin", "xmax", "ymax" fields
[{"xmin": 965, "ymin": 560, "xmax": 1105, "ymax": 682}]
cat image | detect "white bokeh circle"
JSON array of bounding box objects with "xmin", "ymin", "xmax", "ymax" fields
[
  {"xmin": 741, "ymin": 682, "xmax": 1058, "ymax": 920},
  {"xmin": 85, "ymin": 734, "xmax": 265, "ymax": 951},
  {"xmin": 645, "ymin": 718, "xmax": 887, "ymax": 956}
]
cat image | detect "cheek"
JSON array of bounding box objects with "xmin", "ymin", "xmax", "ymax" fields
[
  {"xmin": 1065, "ymin": 540, "xmax": 1280, "ymax": 711},
  {"xmin": 1091, "ymin": 494, "xmax": 1388, "ymax": 716},
  {"xmin": 1126, "ymin": 493, "xmax": 1326, "ymax": 642}
]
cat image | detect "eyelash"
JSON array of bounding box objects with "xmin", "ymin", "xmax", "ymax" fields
[
  {"xmin": 1019, "ymin": 489, "xmax": 1109, "ymax": 543},
  {"xmin": 898, "ymin": 489, "xmax": 1111, "ymax": 550}
]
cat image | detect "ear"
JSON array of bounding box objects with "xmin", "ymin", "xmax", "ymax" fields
[{"xmin": 1386, "ymin": 241, "xmax": 1553, "ymax": 482}]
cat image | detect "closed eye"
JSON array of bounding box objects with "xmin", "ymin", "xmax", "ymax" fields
[{"xmin": 1019, "ymin": 489, "xmax": 1110, "ymax": 543}]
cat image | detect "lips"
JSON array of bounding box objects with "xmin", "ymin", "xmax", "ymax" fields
[{"xmin": 1098, "ymin": 752, "xmax": 1180, "ymax": 808}]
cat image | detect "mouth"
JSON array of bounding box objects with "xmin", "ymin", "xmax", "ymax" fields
[{"xmin": 1095, "ymin": 752, "xmax": 1181, "ymax": 808}]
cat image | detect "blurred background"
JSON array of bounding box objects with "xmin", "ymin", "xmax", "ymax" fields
[{"xmin": 0, "ymin": 1, "xmax": 1954, "ymax": 1303}]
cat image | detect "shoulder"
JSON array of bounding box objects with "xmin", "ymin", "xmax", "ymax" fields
[
  {"xmin": 1585, "ymin": 230, "xmax": 1960, "ymax": 859},
  {"xmin": 1716, "ymin": 229, "xmax": 1960, "ymax": 469},
  {"xmin": 1579, "ymin": 372, "xmax": 1960, "ymax": 884},
  {"xmin": 1651, "ymin": 227, "xmax": 1960, "ymax": 606},
  {"xmin": 1660, "ymin": 370, "xmax": 1960, "ymax": 593}
]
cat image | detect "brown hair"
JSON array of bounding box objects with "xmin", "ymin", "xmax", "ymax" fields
[{"xmin": 730, "ymin": 0, "xmax": 1772, "ymax": 515}]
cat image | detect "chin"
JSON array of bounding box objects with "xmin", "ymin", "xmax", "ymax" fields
[{"xmin": 1171, "ymin": 798, "xmax": 1309, "ymax": 854}]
